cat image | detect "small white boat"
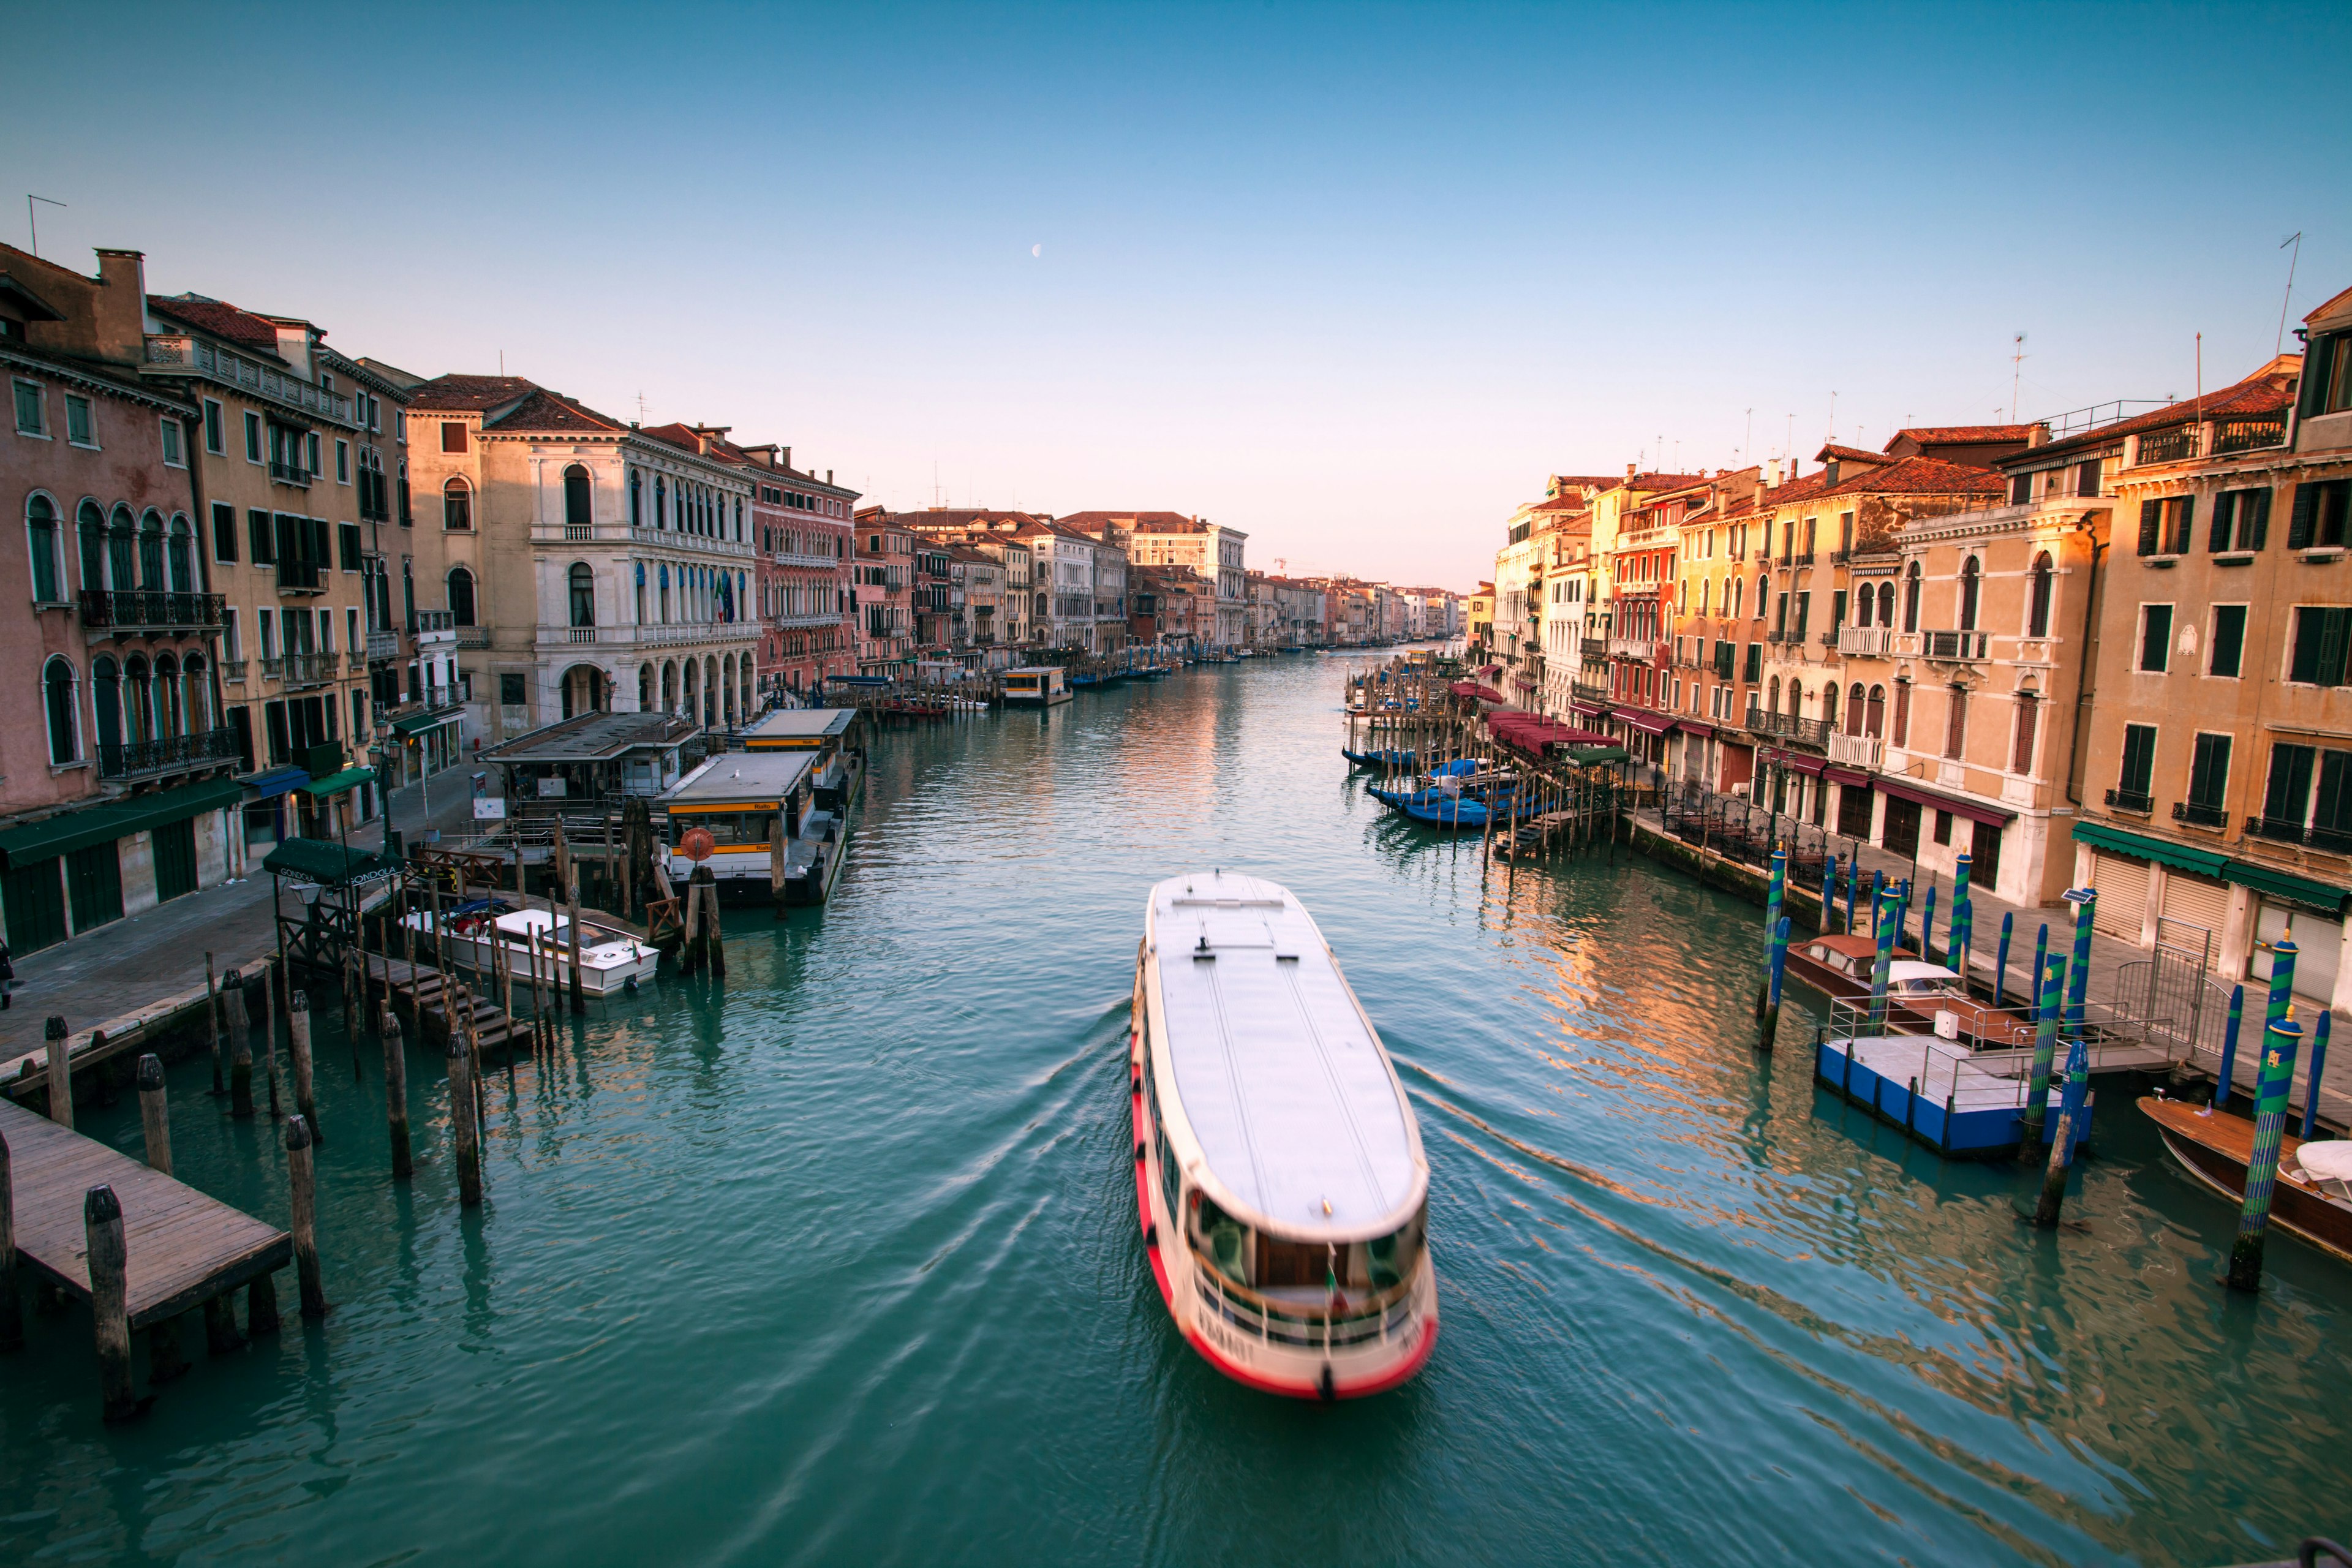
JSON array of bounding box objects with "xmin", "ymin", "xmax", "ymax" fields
[
  {"xmin": 1131, "ymin": 870, "xmax": 1437, "ymax": 1398},
  {"xmin": 401, "ymin": 900, "xmax": 659, "ymax": 997}
]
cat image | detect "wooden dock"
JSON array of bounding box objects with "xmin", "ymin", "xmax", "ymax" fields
[
  {"xmin": 2, "ymin": 946, "xmax": 281, "ymax": 1106},
  {"xmin": 0, "ymin": 1095, "xmax": 288, "ymax": 1329},
  {"xmin": 368, "ymin": 954, "xmax": 528, "ymax": 1054}
]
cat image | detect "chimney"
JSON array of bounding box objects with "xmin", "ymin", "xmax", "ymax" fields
[
  {"xmin": 1626, "ymin": 462, "xmax": 1637, "ymax": 481},
  {"xmin": 91, "ymin": 249, "xmax": 148, "ymax": 364},
  {"xmin": 826, "ymin": 469, "xmax": 833, "ymax": 484}
]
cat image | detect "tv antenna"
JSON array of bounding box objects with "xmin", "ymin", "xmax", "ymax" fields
[
  {"xmin": 2278, "ymin": 232, "xmax": 2304, "ymax": 355},
  {"xmin": 2010, "ymin": 333, "xmax": 2027, "ymax": 422},
  {"xmin": 26, "ymin": 194, "xmax": 64, "ymax": 258}
]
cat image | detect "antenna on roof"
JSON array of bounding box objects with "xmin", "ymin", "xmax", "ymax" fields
[
  {"xmin": 26, "ymin": 194, "xmax": 65, "ymax": 258},
  {"xmin": 637, "ymin": 391, "xmax": 650, "ymax": 421},
  {"xmin": 2277, "ymin": 232, "xmax": 2304, "ymax": 356},
  {"xmin": 2009, "ymin": 333, "xmax": 2027, "ymax": 423},
  {"xmin": 499, "ymin": 349, "xmax": 505, "ymax": 375},
  {"xmin": 1826, "ymin": 390, "xmax": 1837, "ymax": 441}
]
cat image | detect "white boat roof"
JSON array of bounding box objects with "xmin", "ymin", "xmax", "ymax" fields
[
  {"xmin": 659, "ymin": 752, "xmax": 815, "ymax": 807},
  {"xmin": 1147, "ymin": 872, "xmax": 1423, "ymax": 1238},
  {"xmin": 1888, "ymin": 960, "xmax": 1963, "ymax": 984}
]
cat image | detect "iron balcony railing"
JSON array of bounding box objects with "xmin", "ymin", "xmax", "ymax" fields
[
  {"xmin": 1790, "ymin": 551, "xmax": 1816, "ymax": 568},
  {"xmin": 2106, "ymin": 787, "xmax": 2154, "ymax": 813},
  {"xmin": 264, "ymin": 651, "xmax": 341, "ymax": 688},
  {"xmin": 78, "ymin": 589, "xmax": 226, "ymax": 631},
  {"xmin": 2247, "ymin": 815, "xmax": 2352, "ymax": 854},
  {"xmin": 2173, "ymin": 800, "xmax": 2228, "ymax": 827},
  {"xmin": 97, "ymin": 725, "xmax": 239, "ymax": 780},
  {"xmin": 268, "ymin": 458, "xmax": 312, "ymax": 487},
  {"xmin": 1745, "ymin": 707, "xmax": 1831, "ymax": 747},
  {"xmin": 1920, "ymin": 629, "xmax": 1989, "ymax": 660},
  {"xmin": 2134, "ymin": 428, "xmax": 2200, "ymax": 466},
  {"xmin": 2215, "ymin": 415, "xmax": 2290, "ymax": 455},
  {"xmin": 276, "ymin": 558, "xmax": 324, "ymax": 593}
]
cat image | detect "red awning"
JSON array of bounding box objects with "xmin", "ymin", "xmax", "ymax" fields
[
  {"xmin": 1876, "ymin": 776, "xmax": 2016, "ymax": 826},
  {"xmin": 1450, "ymin": 680, "xmax": 1506, "ymax": 703},
  {"xmin": 1513, "ymin": 676, "xmax": 1537, "ymax": 689},
  {"xmin": 1674, "ymin": 718, "xmax": 1715, "ymax": 736},
  {"xmin": 1479, "ymin": 664, "xmax": 1503, "ymax": 677},
  {"xmin": 1823, "ymin": 765, "xmax": 1872, "ymax": 788},
  {"xmin": 1761, "ymin": 747, "xmax": 1826, "ymax": 777},
  {"xmin": 1571, "ymin": 700, "xmax": 1612, "ymax": 720},
  {"xmin": 1618, "ymin": 708, "xmax": 1675, "ymax": 737}
]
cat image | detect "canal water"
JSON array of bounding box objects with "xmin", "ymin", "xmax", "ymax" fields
[{"xmin": 4, "ymin": 658, "xmax": 2347, "ymax": 1567}]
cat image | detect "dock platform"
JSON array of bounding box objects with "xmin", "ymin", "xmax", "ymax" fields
[
  {"xmin": 1817, "ymin": 1033, "xmax": 2090, "ymax": 1158},
  {"xmin": 0, "ymin": 1096, "xmax": 288, "ymax": 1329}
]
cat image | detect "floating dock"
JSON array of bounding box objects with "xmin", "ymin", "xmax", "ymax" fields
[{"xmin": 1815, "ymin": 1031, "xmax": 2090, "ymax": 1158}]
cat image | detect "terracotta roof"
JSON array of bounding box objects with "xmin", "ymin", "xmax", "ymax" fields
[
  {"xmin": 1826, "ymin": 454, "xmax": 2005, "ymax": 497},
  {"xmin": 1615, "ymin": 472, "xmax": 1709, "ymax": 494},
  {"xmin": 1060, "ymin": 510, "xmax": 1209, "ymax": 532},
  {"xmin": 1884, "ymin": 424, "xmax": 2035, "ymax": 449},
  {"xmin": 146, "ymin": 293, "xmax": 281, "ymax": 355},
  {"xmin": 1816, "ymin": 443, "xmax": 1888, "ymax": 466},
  {"xmin": 2021, "ymin": 368, "xmax": 2301, "ymax": 462},
  {"xmin": 404, "ymin": 374, "xmax": 540, "ymax": 413}
]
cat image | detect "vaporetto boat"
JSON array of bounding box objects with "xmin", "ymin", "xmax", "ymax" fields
[{"xmin": 1130, "ymin": 871, "xmax": 1437, "ymax": 1398}]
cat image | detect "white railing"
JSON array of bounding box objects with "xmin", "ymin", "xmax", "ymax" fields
[
  {"xmin": 1827, "ymin": 731, "xmax": 1884, "ymax": 768},
  {"xmin": 774, "ymin": 550, "xmax": 839, "ymax": 570},
  {"xmin": 1607, "ymin": 636, "xmax": 1655, "ymax": 662},
  {"xmin": 1838, "ymin": 626, "xmax": 1893, "ymax": 656},
  {"xmin": 144, "ymin": 335, "xmax": 354, "ymax": 424}
]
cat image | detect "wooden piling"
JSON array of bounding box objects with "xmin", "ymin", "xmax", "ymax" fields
[
  {"xmin": 285, "ymin": 1114, "xmax": 328, "ymax": 1318},
  {"xmin": 225, "ymin": 969, "xmax": 254, "ymax": 1118},
  {"xmin": 288, "ymin": 990, "xmax": 320, "ymax": 1144},
  {"xmin": 251, "ymin": 971, "xmax": 282, "ymax": 1119},
  {"xmin": 567, "ymin": 886, "xmax": 587, "ymax": 1014},
  {"xmin": 383, "ymin": 1008, "xmax": 413, "ymax": 1180},
  {"xmin": 448, "ymin": 1029, "xmax": 483, "ymax": 1207},
  {"xmin": 85, "ymin": 1185, "xmax": 136, "ymax": 1422},
  {"xmin": 701, "ymin": 869, "xmax": 725, "ymax": 979},
  {"xmin": 203, "ymin": 1294, "xmax": 241, "ymax": 1355},
  {"xmin": 136, "ymin": 1054, "xmax": 172, "ymax": 1175},
  {"xmin": 204, "ymin": 952, "xmax": 224, "ymax": 1096},
  {"xmin": 43, "ymin": 1016, "xmax": 71, "ymax": 1128},
  {"xmin": 246, "ymin": 1264, "xmax": 279, "ymax": 1338},
  {"xmin": 0, "ymin": 1130, "xmax": 19, "ymax": 1351}
]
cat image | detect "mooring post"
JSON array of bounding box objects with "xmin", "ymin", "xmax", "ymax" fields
[
  {"xmin": 1950, "ymin": 853, "xmax": 1972, "ymax": 971},
  {"xmin": 2032, "ymin": 1025, "xmax": 2092, "ymax": 1228},
  {"xmin": 2062, "ymin": 892, "xmax": 2098, "ymax": 1041},
  {"xmin": 1759, "ymin": 915, "xmax": 1790, "ymax": 1052},
  {"xmin": 2211, "ymin": 982, "xmax": 2247, "ymax": 1115},
  {"xmin": 1820, "ymin": 856, "xmax": 1838, "ymax": 936},
  {"xmin": 1756, "ymin": 844, "xmax": 1786, "ymax": 1020},
  {"xmin": 224, "ymin": 968, "xmax": 254, "ymax": 1118},
  {"xmin": 205, "ymin": 952, "xmax": 224, "ymax": 1096},
  {"xmin": 2028, "ymin": 923, "xmax": 2049, "ymax": 1023},
  {"xmin": 1993, "ymin": 912, "xmax": 2014, "ymax": 1010},
  {"xmin": 136, "ymin": 1054, "xmax": 172, "ymax": 1175},
  {"xmin": 288, "ymin": 990, "xmax": 320, "ymax": 1144},
  {"xmin": 250, "ymin": 971, "xmax": 281, "ymax": 1119},
  {"xmin": 448, "ymin": 1032, "xmax": 482, "ymax": 1207},
  {"xmin": 43, "ymin": 1016, "xmax": 71, "ymax": 1129},
  {"xmin": 2021, "ymin": 954, "xmax": 2067, "ymax": 1152},
  {"xmin": 202, "ymin": 1293, "xmax": 241, "ymax": 1355},
  {"xmin": 567, "ymin": 888, "xmax": 587, "ymax": 1014},
  {"xmin": 2228, "ymin": 1010, "xmax": 2306, "ymax": 1291},
  {"xmin": 0, "ymin": 1131, "xmax": 20, "ymax": 1351},
  {"xmin": 2301, "ymin": 1010, "xmax": 2332, "ymax": 1141},
  {"xmin": 246, "ymin": 1264, "xmax": 279, "ymax": 1338},
  {"xmin": 695, "ymin": 865, "xmax": 725, "ymax": 979},
  {"xmin": 1866, "ymin": 889, "xmax": 1898, "ymax": 1035},
  {"xmin": 1844, "ymin": 856, "xmax": 1856, "ymax": 932},
  {"xmin": 1920, "ymin": 883, "xmax": 1939, "ymax": 963},
  {"xmin": 85, "ymin": 1185, "xmax": 135, "ymax": 1422},
  {"xmin": 1868, "ymin": 869, "xmax": 1883, "ymax": 935},
  {"xmin": 285, "ymin": 1114, "xmax": 328, "ymax": 1318},
  {"xmin": 382, "ymin": 1007, "xmax": 413, "ymax": 1178}
]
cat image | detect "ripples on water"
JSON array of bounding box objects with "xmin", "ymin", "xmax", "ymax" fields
[{"xmin": 3, "ymin": 660, "xmax": 2346, "ymax": 1566}]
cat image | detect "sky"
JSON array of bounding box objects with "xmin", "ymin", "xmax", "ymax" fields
[{"xmin": 7, "ymin": 2, "xmax": 2348, "ymax": 589}]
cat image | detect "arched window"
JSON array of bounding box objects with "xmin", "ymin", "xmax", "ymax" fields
[
  {"xmin": 564, "ymin": 464, "xmax": 592, "ymax": 529},
  {"xmin": 1846, "ymin": 682, "xmax": 1866, "ymax": 735},
  {"xmin": 2027, "ymin": 551, "xmax": 2054, "ymax": 638},
  {"xmin": 125, "ymin": 654, "xmax": 153, "ymax": 744},
  {"xmin": 43, "ymin": 657, "xmax": 78, "ymax": 764},
  {"xmin": 155, "ymin": 652, "xmax": 184, "ymax": 737},
  {"xmin": 1768, "ymin": 675, "xmax": 1782, "ymax": 714},
  {"xmin": 26, "ymin": 495, "xmax": 61, "ymax": 603},
  {"xmin": 184, "ymin": 652, "xmax": 211, "ymax": 730},
  {"xmin": 448, "ymin": 566, "xmax": 477, "ymax": 627},
  {"xmin": 168, "ymin": 514, "xmax": 193, "ymax": 593},
  {"xmin": 1788, "ymin": 679, "xmax": 1804, "ymax": 716},
  {"xmin": 568, "ymin": 562, "xmax": 595, "ymax": 627},
  {"xmin": 638, "ymin": 662, "xmax": 652, "ymax": 710},
  {"xmin": 1902, "ymin": 562, "xmax": 1921, "ymax": 633},
  {"xmin": 138, "ymin": 509, "xmax": 165, "ymax": 589},
  {"xmin": 1876, "ymin": 581, "xmax": 1894, "ymax": 627},
  {"xmin": 655, "ymin": 475, "xmax": 668, "ymax": 529},
  {"xmin": 1866, "ymin": 684, "xmax": 1886, "ymax": 738},
  {"xmin": 90, "ymin": 655, "xmax": 121, "ymax": 754},
  {"xmin": 1959, "ymin": 556, "xmax": 1981, "ymax": 631},
  {"xmin": 1822, "ymin": 683, "xmax": 1838, "ymax": 728},
  {"xmin": 443, "ymin": 478, "xmax": 472, "ymax": 531},
  {"xmin": 108, "ymin": 505, "xmax": 135, "ymax": 590},
  {"xmin": 629, "ymin": 468, "xmax": 643, "ymax": 527},
  {"xmin": 1753, "ymin": 574, "xmax": 1767, "ymax": 618},
  {"xmin": 662, "ymin": 659, "xmax": 679, "ymax": 711},
  {"xmin": 78, "ymin": 500, "xmax": 105, "ymax": 594}
]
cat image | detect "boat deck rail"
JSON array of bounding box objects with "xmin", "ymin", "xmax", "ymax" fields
[{"xmin": 1189, "ymin": 1246, "xmax": 1419, "ymax": 1350}]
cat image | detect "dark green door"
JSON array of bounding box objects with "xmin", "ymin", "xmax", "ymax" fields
[
  {"xmin": 153, "ymin": 818, "xmax": 198, "ymax": 902},
  {"xmin": 66, "ymin": 841, "xmax": 123, "ymax": 931},
  {"xmin": 2, "ymin": 859, "xmax": 68, "ymax": 954}
]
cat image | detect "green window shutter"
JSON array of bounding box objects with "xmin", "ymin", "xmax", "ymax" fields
[
  {"xmin": 249, "ymin": 508, "xmax": 274, "ymax": 564},
  {"xmin": 2267, "ymin": 743, "xmax": 2316, "ymax": 824},
  {"xmin": 2323, "ymin": 607, "xmax": 2351, "ymax": 688},
  {"xmin": 2173, "ymin": 496, "xmax": 2196, "ymax": 554},
  {"xmin": 2290, "ymin": 484, "xmax": 2319, "ymax": 549},
  {"xmin": 2141, "ymin": 605, "xmax": 2171, "ymax": 671},
  {"xmin": 2209, "ymin": 492, "xmax": 2235, "ymax": 553},
  {"xmin": 2292, "ymin": 609, "xmax": 2323, "ymax": 684},
  {"xmin": 2316, "ymin": 752, "xmax": 2352, "ymax": 837},
  {"xmin": 2122, "ymin": 725, "xmax": 2156, "ymax": 795},
  {"xmin": 2248, "ymin": 487, "xmax": 2271, "ymax": 551},
  {"xmin": 2138, "ymin": 499, "xmax": 2160, "ymax": 556},
  {"xmin": 2304, "ymin": 336, "xmax": 2335, "ymax": 419},
  {"xmin": 2190, "ymin": 734, "xmax": 2231, "ymax": 807},
  {"xmin": 2211, "ymin": 605, "xmax": 2246, "ymax": 678}
]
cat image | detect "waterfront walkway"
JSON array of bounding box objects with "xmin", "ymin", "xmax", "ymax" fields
[{"xmin": 0, "ymin": 763, "xmax": 481, "ymax": 1071}]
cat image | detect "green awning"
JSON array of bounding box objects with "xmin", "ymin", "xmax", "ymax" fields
[
  {"xmin": 0, "ymin": 776, "xmax": 244, "ymax": 869},
  {"xmin": 261, "ymin": 838, "xmax": 398, "ymax": 888},
  {"xmin": 392, "ymin": 709, "xmax": 459, "ymax": 736},
  {"xmin": 2070, "ymin": 820, "xmax": 2232, "ymax": 879},
  {"xmin": 1567, "ymin": 745, "xmax": 1630, "ymax": 767},
  {"xmin": 301, "ymin": 766, "xmax": 375, "ymax": 797},
  {"xmin": 2222, "ymin": 858, "xmax": 2350, "ymax": 916}
]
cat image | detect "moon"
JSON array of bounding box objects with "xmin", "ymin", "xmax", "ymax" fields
[{"xmin": 1031, "ymin": 243, "xmax": 1042, "ymax": 258}]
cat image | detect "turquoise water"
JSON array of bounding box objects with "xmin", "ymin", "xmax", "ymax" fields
[{"xmin": 4, "ymin": 658, "xmax": 2347, "ymax": 1566}]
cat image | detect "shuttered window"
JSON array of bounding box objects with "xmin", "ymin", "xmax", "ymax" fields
[
  {"xmin": 2288, "ymin": 480, "xmax": 2352, "ymax": 551},
  {"xmin": 2313, "ymin": 751, "xmax": 2352, "ymax": 853},
  {"xmin": 2288, "ymin": 606, "xmax": 2352, "ymax": 687},
  {"xmin": 2264, "ymin": 743, "xmax": 2316, "ymax": 834},
  {"xmin": 2211, "ymin": 488, "xmax": 2271, "ymax": 552},
  {"xmin": 2209, "ymin": 605, "xmax": 2247, "ymax": 677},
  {"xmin": 2119, "ymin": 723, "xmax": 2158, "ymax": 805},
  {"xmin": 2139, "ymin": 605, "xmax": 2173, "ymax": 672},
  {"xmin": 248, "ymin": 507, "xmax": 275, "ymax": 565},
  {"xmin": 2185, "ymin": 734, "xmax": 2231, "ymax": 825},
  {"xmin": 2090, "ymin": 852, "xmax": 2150, "ymax": 938},
  {"xmin": 2138, "ymin": 497, "xmax": 2195, "ymax": 555}
]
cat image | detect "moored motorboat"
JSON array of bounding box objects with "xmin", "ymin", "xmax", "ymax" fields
[
  {"xmin": 2143, "ymin": 1096, "xmax": 2352, "ymax": 1265},
  {"xmin": 402, "ymin": 900, "xmax": 658, "ymax": 997},
  {"xmin": 1784, "ymin": 935, "xmax": 2031, "ymax": 1047},
  {"xmin": 1131, "ymin": 871, "xmax": 1438, "ymax": 1398}
]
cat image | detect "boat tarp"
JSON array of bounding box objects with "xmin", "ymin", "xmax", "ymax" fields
[
  {"xmin": 0, "ymin": 776, "xmax": 244, "ymax": 869},
  {"xmin": 1567, "ymin": 745, "xmax": 1629, "ymax": 767}
]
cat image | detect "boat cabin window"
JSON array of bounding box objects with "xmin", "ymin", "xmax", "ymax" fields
[
  {"xmin": 1191, "ymin": 1193, "xmax": 1251, "ymax": 1284},
  {"xmin": 1894, "ymin": 977, "xmax": 1955, "ymax": 997},
  {"xmin": 673, "ymin": 810, "xmax": 780, "ymax": 847}
]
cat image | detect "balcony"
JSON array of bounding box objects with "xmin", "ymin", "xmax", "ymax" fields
[
  {"xmin": 269, "ymin": 459, "xmax": 314, "ymax": 489},
  {"xmin": 1838, "ymin": 626, "xmax": 1894, "ymax": 657},
  {"xmin": 1826, "ymin": 731, "xmax": 1883, "ymax": 769},
  {"xmin": 776, "ymin": 609, "xmax": 843, "ymax": 630},
  {"xmin": 78, "ymin": 589, "xmax": 226, "ymax": 633},
  {"xmin": 96, "ymin": 725, "xmax": 240, "ymax": 782},
  {"xmin": 455, "ymin": 627, "xmax": 491, "ymax": 648},
  {"xmin": 2247, "ymin": 816, "xmax": 2352, "ymax": 854},
  {"xmin": 1606, "ymin": 636, "xmax": 1655, "ymax": 662},
  {"xmin": 276, "ymin": 559, "xmax": 325, "ymax": 595},
  {"xmin": 347, "ymin": 651, "xmax": 368, "ymax": 673},
  {"xmin": 775, "ymin": 549, "xmax": 839, "ymax": 570},
  {"xmin": 2105, "ymin": 787, "xmax": 2154, "ymax": 814},
  {"xmin": 142, "ymin": 334, "xmax": 354, "ymax": 425},
  {"xmin": 367, "ymin": 628, "xmax": 402, "ymax": 660},
  {"xmin": 221, "ymin": 659, "xmax": 248, "ymax": 683},
  {"xmin": 2133, "ymin": 428, "xmax": 2201, "ymax": 466},
  {"xmin": 263, "ymin": 651, "xmax": 341, "ymax": 690},
  {"xmin": 1831, "ymin": 549, "xmax": 1853, "ymax": 565},
  {"xmin": 2215, "ymin": 415, "xmax": 2290, "ymax": 455},
  {"xmin": 2173, "ymin": 800, "xmax": 2228, "ymax": 827},
  {"xmin": 1744, "ymin": 707, "xmax": 1831, "ymax": 748},
  {"xmin": 1790, "ymin": 551, "xmax": 1816, "ymax": 568},
  {"xmin": 1918, "ymin": 629, "xmax": 1989, "ymax": 661}
]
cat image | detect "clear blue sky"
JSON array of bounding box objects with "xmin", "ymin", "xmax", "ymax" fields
[{"xmin": 8, "ymin": 2, "xmax": 2346, "ymax": 587}]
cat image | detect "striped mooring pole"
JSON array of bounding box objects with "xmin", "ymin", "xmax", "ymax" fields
[
  {"xmin": 2029, "ymin": 923, "xmax": 2049, "ymax": 1023},
  {"xmin": 2228, "ymin": 1010, "xmax": 2305, "ymax": 1292},
  {"xmin": 2021, "ymin": 952, "xmax": 2068, "ymax": 1152},
  {"xmin": 2212, "ymin": 984, "xmax": 2246, "ymax": 1116},
  {"xmin": 2064, "ymin": 889, "xmax": 2096, "ymax": 1039},
  {"xmin": 1757, "ymin": 844, "xmax": 1786, "ymax": 1020},
  {"xmin": 1866, "ymin": 889, "xmax": 1899, "ymax": 1035},
  {"xmin": 1760, "ymin": 916, "xmax": 1790, "ymax": 1052},
  {"xmin": 2302, "ymin": 1010, "xmax": 2333, "ymax": 1142},
  {"xmin": 2032, "ymin": 1020, "xmax": 2094, "ymax": 1228},
  {"xmin": 1820, "ymin": 856, "xmax": 1838, "ymax": 936},
  {"xmin": 1993, "ymin": 911, "xmax": 2014, "ymax": 1010},
  {"xmin": 1921, "ymin": 883, "xmax": 1939, "ymax": 963},
  {"xmin": 1950, "ymin": 853, "xmax": 1973, "ymax": 974}
]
